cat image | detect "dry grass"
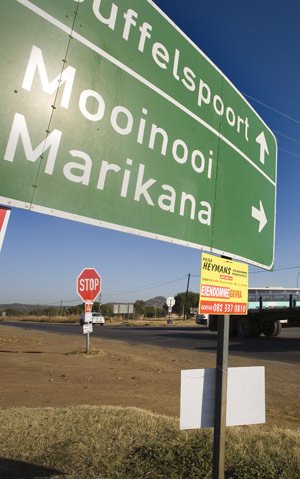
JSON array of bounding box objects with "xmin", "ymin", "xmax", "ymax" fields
[
  {"xmin": 0, "ymin": 406, "xmax": 299, "ymax": 478},
  {"xmin": 2, "ymin": 315, "xmax": 79, "ymax": 323},
  {"xmin": 106, "ymin": 316, "xmax": 196, "ymax": 327},
  {"xmin": 2, "ymin": 315, "xmax": 197, "ymax": 327}
]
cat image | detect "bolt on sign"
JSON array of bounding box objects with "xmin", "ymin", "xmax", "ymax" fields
[
  {"xmin": 0, "ymin": 0, "xmax": 276, "ymax": 269},
  {"xmin": 199, "ymin": 254, "xmax": 248, "ymax": 315}
]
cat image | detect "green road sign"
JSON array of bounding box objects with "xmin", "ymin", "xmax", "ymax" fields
[{"xmin": 0, "ymin": 0, "xmax": 277, "ymax": 268}]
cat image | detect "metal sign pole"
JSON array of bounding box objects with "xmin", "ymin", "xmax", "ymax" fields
[
  {"xmin": 212, "ymin": 314, "xmax": 230, "ymax": 479},
  {"xmin": 86, "ymin": 331, "xmax": 90, "ymax": 354}
]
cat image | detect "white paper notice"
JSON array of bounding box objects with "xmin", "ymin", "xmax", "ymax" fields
[{"xmin": 180, "ymin": 366, "xmax": 265, "ymax": 430}]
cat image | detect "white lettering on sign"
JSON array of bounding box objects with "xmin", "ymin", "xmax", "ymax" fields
[
  {"xmin": 201, "ymin": 285, "xmax": 230, "ymax": 299},
  {"xmin": 4, "ymin": 112, "xmax": 212, "ymax": 226},
  {"xmin": 72, "ymin": 0, "xmax": 250, "ymax": 142},
  {"xmin": 79, "ymin": 278, "xmax": 100, "ymax": 292},
  {"xmin": 22, "ymin": 45, "xmax": 76, "ymax": 109},
  {"xmin": 4, "ymin": 44, "xmax": 214, "ymax": 227},
  {"xmin": 19, "ymin": 45, "xmax": 215, "ymax": 179},
  {"xmin": 4, "ymin": 113, "xmax": 62, "ymax": 175}
]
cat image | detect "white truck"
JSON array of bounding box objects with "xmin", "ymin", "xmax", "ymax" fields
[{"xmin": 207, "ymin": 287, "xmax": 300, "ymax": 338}]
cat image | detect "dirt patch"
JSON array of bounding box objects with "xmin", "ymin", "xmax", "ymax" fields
[{"xmin": 0, "ymin": 324, "xmax": 299, "ymax": 429}]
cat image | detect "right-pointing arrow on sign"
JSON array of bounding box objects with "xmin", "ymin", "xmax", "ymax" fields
[{"xmin": 252, "ymin": 201, "xmax": 267, "ymax": 233}]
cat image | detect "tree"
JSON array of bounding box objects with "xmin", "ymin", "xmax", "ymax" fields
[
  {"xmin": 100, "ymin": 304, "xmax": 113, "ymax": 317},
  {"xmin": 134, "ymin": 300, "xmax": 146, "ymax": 316},
  {"xmin": 91, "ymin": 302, "xmax": 113, "ymax": 317},
  {"xmin": 144, "ymin": 306, "xmax": 155, "ymax": 318},
  {"xmin": 5, "ymin": 308, "xmax": 25, "ymax": 317},
  {"xmin": 173, "ymin": 292, "xmax": 199, "ymax": 317}
]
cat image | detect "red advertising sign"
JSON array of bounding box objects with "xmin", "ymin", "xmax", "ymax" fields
[{"xmin": 199, "ymin": 254, "xmax": 248, "ymax": 315}]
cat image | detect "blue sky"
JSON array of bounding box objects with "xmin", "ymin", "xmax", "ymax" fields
[{"xmin": 0, "ymin": 0, "xmax": 300, "ymax": 305}]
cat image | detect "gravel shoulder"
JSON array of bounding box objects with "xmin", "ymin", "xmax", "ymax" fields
[{"xmin": 0, "ymin": 324, "xmax": 299, "ymax": 429}]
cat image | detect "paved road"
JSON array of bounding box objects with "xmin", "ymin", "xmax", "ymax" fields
[{"xmin": 2, "ymin": 321, "xmax": 300, "ymax": 364}]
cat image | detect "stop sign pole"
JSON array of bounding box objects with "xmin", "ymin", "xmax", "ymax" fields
[{"xmin": 77, "ymin": 268, "xmax": 101, "ymax": 353}]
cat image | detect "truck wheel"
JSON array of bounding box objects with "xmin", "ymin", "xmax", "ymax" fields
[
  {"xmin": 251, "ymin": 318, "xmax": 263, "ymax": 337},
  {"xmin": 237, "ymin": 317, "xmax": 253, "ymax": 338},
  {"xmin": 263, "ymin": 320, "xmax": 282, "ymax": 337}
]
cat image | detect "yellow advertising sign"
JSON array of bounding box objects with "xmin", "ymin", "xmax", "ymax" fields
[{"xmin": 199, "ymin": 254, "xmax": 248, "ymax": 315}]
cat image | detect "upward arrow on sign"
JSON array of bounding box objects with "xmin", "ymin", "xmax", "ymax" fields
[{"xmin": 256, "ymin": 131, "xmax": 269, "ymax": 165}]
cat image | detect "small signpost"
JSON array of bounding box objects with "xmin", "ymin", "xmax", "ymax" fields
[
  {"xmin": 166, "ymin": 296, "xmax": 175, "ymax": 313},
  {"xmin": 83, "ymin": 323, "xmax": 93, "ymax": 335},
  {"xmin": 166, "ymin": 296, "xmax": 175, "ymax": 324},
  {"xmin": 76, "ymin": 268, "xmax": 101, "ymax": 353}
]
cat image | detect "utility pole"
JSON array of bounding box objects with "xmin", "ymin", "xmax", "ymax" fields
[
  {"xmin": 98, "ymin": 293, "xmax": 102, "ymax": 313},
  {"xmin": 183, "ymin": 273, "xmax": 191, "ymax": 320}
]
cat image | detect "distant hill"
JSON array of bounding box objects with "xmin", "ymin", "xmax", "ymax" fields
[
  {"xmin": 0, "ymin": 303, "xmax": 52, "ymax": 313},
  {"xmin": 145, "ymin": 296, "xmax": 166, "ymax": 308},
  {"xmin": 0, "ymin": 303, "xmax": 38, "ymax": 312},
  {"xmin": 0, "ymin": 297, "xmax": 167, "ymax": 312}
]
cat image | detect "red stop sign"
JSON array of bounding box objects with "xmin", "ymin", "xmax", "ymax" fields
[{"xmin": 77, "ymin": 268, "xmax": 101, "ymax": 302}]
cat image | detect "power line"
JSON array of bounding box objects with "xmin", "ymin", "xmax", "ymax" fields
[
  {"xmin": 273, "ymin": 129, "xmax": 300, "ymax": 145},
  {"xmin": 278, "ymin": 147, "xmax": 300, "ymax": 159},
  {"xmin": 242, "ymin": 93, "xmax": 300, "ymax": 158},
  {"xmin": 103, "ymin": 275, "xmax": 186, "ymax": 295},
  {"xmin": 191, "ymin": 264, "xmax": 300, "ymax": 277},
  {"xmin": 249, "ymin": 264, "xmax": 300, "ymax": 274},
  {"xmin": 43, "ymin": 276, "xmax": 188, "ymax": 304},
  {"xmin": 103, "ymin": 276, "xmax": 187, "ymax": 297},
  {"xmin": 9, "ymin": 264, "xmax": 300, "ymax": 306},
  {"xmin": 3, "ymin": 276, "xmax": 188, "ymax": 306},
  {"xmin": 244, "ymin": 93, "xmax": 300, "ymax": 125}
]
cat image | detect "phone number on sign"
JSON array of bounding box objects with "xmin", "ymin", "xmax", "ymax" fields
[{"xmin": 200, "ymin": 301, "xmax": 247, "ymax": 314}]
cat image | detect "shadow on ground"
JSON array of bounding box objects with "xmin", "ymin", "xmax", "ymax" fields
[{"xmin": 0, "ymin": 457, "xmax": 63, "ymax": 478}]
